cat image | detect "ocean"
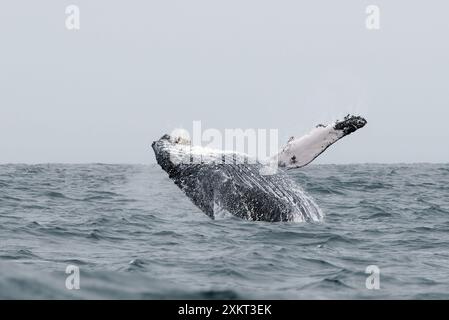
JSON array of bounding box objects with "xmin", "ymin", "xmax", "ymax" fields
[{"xmin": 0, "ymin": 163, "xmax": 448, "ymax": 299}]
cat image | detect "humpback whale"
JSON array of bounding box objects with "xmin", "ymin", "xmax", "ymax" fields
[{"xmin": 152, "ymin": 115, "xmax": 367, "ymax": 222}]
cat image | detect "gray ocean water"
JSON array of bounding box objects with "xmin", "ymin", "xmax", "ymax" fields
[{"xmin": 0, "ymin": 163, "xmax": 448, "ymax": 299}]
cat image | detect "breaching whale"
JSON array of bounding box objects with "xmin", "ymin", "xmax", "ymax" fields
[{"xmin": 152, "ymin": 115, "xmax": 367, "ymax": 222}]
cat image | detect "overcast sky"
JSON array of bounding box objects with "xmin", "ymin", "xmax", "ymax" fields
[{"xmin": 1, "ymin": 1, "xmax": 448, "ymax": 164}]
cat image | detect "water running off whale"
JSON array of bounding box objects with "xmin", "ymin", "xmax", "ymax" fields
[{"xmin": 152, "ymin": 115, "xmax": 367, "ymax": 222}]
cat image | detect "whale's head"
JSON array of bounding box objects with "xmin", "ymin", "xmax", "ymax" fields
[
  {"xmin": 152, "ymin": 133, "xmax": 192, "ymax": 174},
  {"xmin": 333, "ymin": 115, "xmax": 367, "ymax": 135},
  {"xmin": 152, "ymin": 134, "xmax": 177, "ymax": 173}
]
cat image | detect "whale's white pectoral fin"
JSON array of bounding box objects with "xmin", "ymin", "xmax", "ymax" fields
[
  {"xmin": 276, "ymin": 125, "xmax": 344, "ymax": 169},
  {"xmin": 275, "ymin": 115, "xmax": 367, "ymax": 169}
]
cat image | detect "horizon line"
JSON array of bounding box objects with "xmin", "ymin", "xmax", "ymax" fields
[{"xmin": 0, "ymin": 162, "xmax": 448, "ymax": 166}]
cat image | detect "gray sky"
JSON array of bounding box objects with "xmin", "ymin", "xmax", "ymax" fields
[{"xmin": 1, "ymin": 1, "xmax": 448, "ymax": 164}]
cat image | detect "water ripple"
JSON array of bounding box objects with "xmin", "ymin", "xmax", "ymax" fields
[{"xmin": 0, "ymin": 163, "xmax": 448, "ymax": 299}]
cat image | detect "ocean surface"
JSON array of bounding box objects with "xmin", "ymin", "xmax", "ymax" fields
[{"xmin": 0, "ymin": 163, "xmax": 448, "ymax": 299}]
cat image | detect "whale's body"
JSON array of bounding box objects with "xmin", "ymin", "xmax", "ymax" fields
[
  {"xmin": 152, "ymin": 115, "xmax": 366, "ymax": 222},
  {"xmin": 152, "ymin": 139, "xmax": 322, "ymax": 221}
]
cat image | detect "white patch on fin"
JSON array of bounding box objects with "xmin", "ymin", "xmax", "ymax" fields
[{"xmin": 275, "ymin": 124, "xmax": 344, "ymax": 169}]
